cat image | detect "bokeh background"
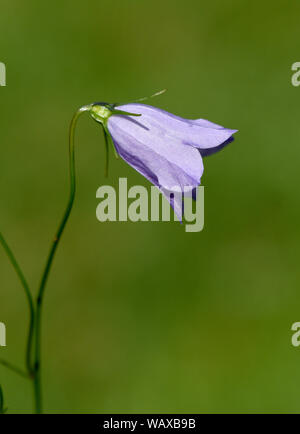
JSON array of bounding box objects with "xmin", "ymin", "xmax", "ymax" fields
[{"xmin": 1, "ymin": 0, "xmax": 300, "ymax": 414}]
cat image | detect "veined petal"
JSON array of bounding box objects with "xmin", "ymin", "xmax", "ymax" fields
[
  {"xmin": 104, "ymin": 101, "xmax": 237, "ymax": 221},
  {"xmin": 107, "ymin": 113, "xmax": 204, "ymax": 191},
  {"xmin": 107, "ymin": 116, "xmax": 203, "ymax": 221},
  {"xmin": 115, "ymin": 103, "xmax": 237, "ymax": 150}
]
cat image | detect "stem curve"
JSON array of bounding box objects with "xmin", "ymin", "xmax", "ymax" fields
[{"xmin": 33, "ymin": 105, "xmax": 91, "ymax": 413}]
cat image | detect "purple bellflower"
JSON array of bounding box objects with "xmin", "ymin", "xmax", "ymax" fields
[{"xmin": 90, "ymin": 100, "xmax": 237, "ymax": 219}]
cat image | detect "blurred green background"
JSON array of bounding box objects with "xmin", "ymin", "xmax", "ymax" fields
[{"xmin": 1, "ymin": 0, "xmax": 300, "ymax": 414}]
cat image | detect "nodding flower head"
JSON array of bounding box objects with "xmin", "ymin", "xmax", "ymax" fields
[{"xmin": 86, "ymin": 94, "xmax": 238, "ymax": 219}]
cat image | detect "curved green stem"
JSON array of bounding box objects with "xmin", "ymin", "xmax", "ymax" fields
[
  {"xmin": 0, "ymin": 359, "xmax": 29, "ymax": 379},
  {"xmin": 33, "ymin": 105, "xmax": 91, "ymax": 414},
  {"xmin": 0, "ymin": 232, "xmax": 35, "ymax": 376}
]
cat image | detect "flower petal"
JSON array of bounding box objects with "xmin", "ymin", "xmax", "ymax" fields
[
  {"xmin": 107, "ymin": 115, "xmax": 204, "ymax": 221},
  {"xmin": 116, "ymin": 103, "xmax": 237, "ymax": 150},
  {"xmin": 108, "ymin": 112, "xmax": 204, "ymax": 191},
  {"xmin": 198, "ymin": 136, "xmax": 235, "ymax": 157}
]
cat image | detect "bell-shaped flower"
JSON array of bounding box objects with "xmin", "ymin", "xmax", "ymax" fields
[{"xmin": 90, "ymin": 102, "xmax": 237, "ymax": 220}]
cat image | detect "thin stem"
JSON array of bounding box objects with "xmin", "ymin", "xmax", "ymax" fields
[
  {"xmin": 0, "ymin": 359, "xmax": 29, "ymax": 379},
  {"xmin": 0, "ymin": 232, "xmax": 35, "ymax": 375},
  {"xmin": 33, "ymin": 105, "xmax": 91, "ymax": 414},
  {"xmin": 0, "ymin": 385, "xmax": 7, "ymax": 414}
]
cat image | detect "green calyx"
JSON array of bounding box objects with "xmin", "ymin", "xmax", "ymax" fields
[
  {"xmin": 90, "ymin": 102, "xmax": 141, "ymax": 125},
  {"xmin": 90, "ymin": 104, "xmax": 113, "ymax": 124},
  {"xmin": 88, "ymin": 103, "xmax": 141, "ymax": 177}
]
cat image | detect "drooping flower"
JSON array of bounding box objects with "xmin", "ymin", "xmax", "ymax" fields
[{"xmin": 90, "ymin": 101, "xmax": 237, "ymax": 219}]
